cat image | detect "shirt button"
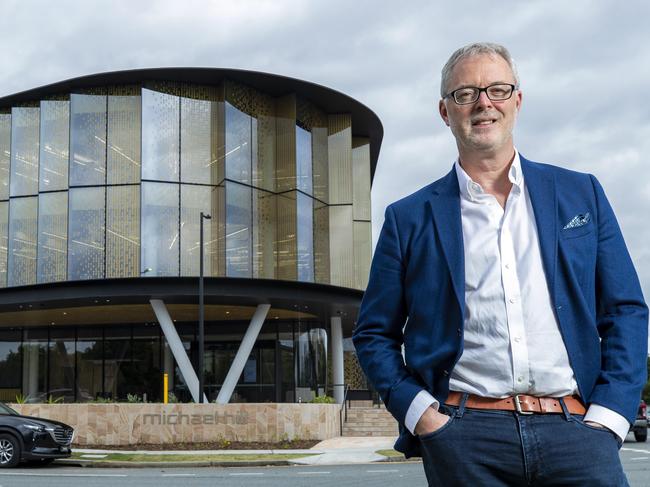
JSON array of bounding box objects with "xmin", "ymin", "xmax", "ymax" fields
[
  {"xmin": 514, "ymin": 337, "xmax": 521, "ymax": 343},
  {"xmin": 518, "ymin": 377, "xmax": 524, "ymax": 383},
  {"xmin": 504, "ymin": 263, "xmax": 511, "ymax": 269},
  {"xmin": 509, "ymin": 297, "xmax": 517, "ymax": 304}
]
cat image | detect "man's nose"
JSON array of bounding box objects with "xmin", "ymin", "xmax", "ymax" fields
[{"xmin": 474, "ymin": 90, "xmax": 493, "ymax": 109}]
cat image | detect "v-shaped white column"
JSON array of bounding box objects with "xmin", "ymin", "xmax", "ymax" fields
[
  {"xmin": 150, "ymin": 299, "xmax": 208, "ymax": 404},
  {"xmin": 215, "ymin": 303, "xmax": 271, "ymax": 404}
]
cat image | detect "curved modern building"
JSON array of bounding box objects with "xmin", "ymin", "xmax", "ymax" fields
[{"xmin": 0, "ymin": 69, "xmax": 381, "ymax": 404}]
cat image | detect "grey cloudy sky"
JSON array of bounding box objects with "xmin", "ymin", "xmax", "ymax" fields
[{"xmin": 2, "ymin": 0, "xmax": 649, "ymax": 298}]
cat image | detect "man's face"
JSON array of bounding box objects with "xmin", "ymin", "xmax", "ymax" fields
[{"xmin": 439, "ymin": 54, "xmax": 522, "ymax": 155}]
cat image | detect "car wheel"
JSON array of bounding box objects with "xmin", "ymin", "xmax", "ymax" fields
[
  {"xmin": 635, "ymin": 429, "xmax": 648, "ymax": 442},
  {"xmin": 0, "ymin": 434, "xmax": 21, "ymax": 468}
]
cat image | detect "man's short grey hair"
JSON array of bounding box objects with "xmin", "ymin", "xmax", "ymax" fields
[{"xmin": 440, "ymin": 42, "xmax": 519, "ymax": 98}]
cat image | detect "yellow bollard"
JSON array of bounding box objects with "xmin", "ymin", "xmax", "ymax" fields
[{"xmin": 163, "ymin": 373, "xmax": 168, "ymax": 404}]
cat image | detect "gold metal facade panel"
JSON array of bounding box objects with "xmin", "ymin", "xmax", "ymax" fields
[
  {"xmin": 10, "ymin": 107, "xmax": 40, "ymax": 197},
  {"xmin": 328, "ymin": 205, "xmax": 354, "ymax": 288},
  {"xmin": 0, "ymin": 114, "xmax": 10, "ymax": 201},
  {"xmin": 313, "ymin": 200, "xmax": 330, "ymax": 284},
  {"xmin": 106, "ymin": 185, "xmax": 140, "ymax": 278},
  {"xmin": 68, "ymin": 187, "xmax": 106, "ymax": 280},
  {"xmin": 252, "ymin": 91, "xmax": 276, "ymax": 192},
  {"xmin": 7, "ymin": 196, "xmax": 38, "ymax": 286},
  {"xmin": 211, "ymin": 184, "xmax": 226, "ymax": 277},
  {"xmin": 312, "ymin": 127, "xmax": 329, "ymax": 203},
  {"xmin": 353, "ymin": 220, "xmax": 371, "ymax": 290},
  {"xmin": 0, "ymin": 201, "xmax": 7, "ymax": 287},
  {"xmin": 37, "ymin": 191, "xmax": 68, "ymax": 283},
  {"xmin": 327, "ymin": 114, "xmax": 352, "ymax": 204},
  {"xmin": 274, "ymin": 94, "xmax": 297, "ymax": 193},
  {"xmin": 39, "ymin": 101, "xmax": 69, "ymax": 192},
  {"xmin": 253, "ymin": 188, "xmax": 276, "ymax": 279},
  {"xmin": 352, "ymin": 138, "xmax": 371, "ymax": 221},
  {"xmin": 276, "ymin": 191, "xmax": 297, "ymax": 281},
  {"xmin": 141, "ymin": 88, "xmax": 180, "ymax": 182},
  {"xmin": 107, "ymin": 95, "xmax": 141, "ymax": 184}
]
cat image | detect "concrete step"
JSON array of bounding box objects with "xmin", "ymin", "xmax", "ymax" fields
[{"xmin": 342, "ymin": 406, "xmax": 399, "ymax": 437}]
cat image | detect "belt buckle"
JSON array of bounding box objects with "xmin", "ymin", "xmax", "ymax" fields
[{"xmin": 514, "ymin": 395, "xmax": 533, "ymax": 415}]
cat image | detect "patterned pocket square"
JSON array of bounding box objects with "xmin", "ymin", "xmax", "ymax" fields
[{"xmin": 563, "ymin": 212, "xmax": 591, "ymax": 230}]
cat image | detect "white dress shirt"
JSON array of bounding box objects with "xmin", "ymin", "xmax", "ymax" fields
[{"xmin": 404, "ymin": 152, "xmax": 629, "ymax": 441}]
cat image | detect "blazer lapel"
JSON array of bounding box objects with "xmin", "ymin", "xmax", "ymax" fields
[
  {"xmin": 521, "ymin": 156, "xmax": 557, "ymax": 300},
  {"xmin": 427, "ymin": 167, "xmax": 465, "ymax": 318}
]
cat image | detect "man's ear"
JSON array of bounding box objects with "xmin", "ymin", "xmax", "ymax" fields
[{"xmin": 439, "ymin": 99, "xmax": 450, "ymax": 127}]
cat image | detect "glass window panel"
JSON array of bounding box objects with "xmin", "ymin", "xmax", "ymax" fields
[
  {"xmin": 77, "ymin": 327, "xmax": 103, "ymax": 402},
  {"xmin": 37, "ymin": 191, "xmax": 68, "ymax": 283},
  {"xmin": 180, "ymin": 184, "xmax": 213, "ymax": 276},
  {"xmin": 22, "ymin": 328, "xmax": 47, "ymax": 402},
  {"xmin": 296, "ymin": 192, "xmax": 314, "ymax": 282},
  {"xmin": 0, "ymin": 114, "xmax": 12, "ymax": 200},
  {"xmin": 127, "ymin": 326, "xmax": 161, "ymax": 402},
  {"xmin": 0, "ymin": 202, "xmax": 7, "ymax": 288},
  {"xmin": 252, "ymin": 187, "xmax": 275, "ymax": 279},
  {"xmin": 0, "ymin": 329, "xmax": 21, "ymax": 401},
  {"xmin": 141, "ymin": 182, "xmax": 179, "ymax": 277},
  {"xmin": 70, "ymin": 94, "xmax": 107, "ymax": 186},
  {"xmin": 39, "ymin": 100, "xmax": 69, "ymax": 192},
  {"xmin": 107, "ymin": 95, "xmax": 141, "ymax": 184},
  {"xmin": 276, "ymin": 191, "xmax": 296, "ymax": 280},
  {"xmin": 142, "ymin": 88, "xmax": 179, "ymax": 182},
  {"xmin": 48, "ymin": 328, "xmax": 76, "ymax": 402},
  {"xmin": 104, "ymin": 326, "xmax": 131, "ymax": 401},
  {"xmin": 7, "ymin": 196, "xmax": 38, "ymax": 286},
  {"xmin": 68, "ymin": 187, "xmax": 106, "ymax": 280},
  {"xmin": 181, "ymin": 97, "xmax": 219, "ymax": 184},
  {"xmin": 295, "ymin": 323, "xmax": 327, "ymax": 394},
  {"xmin": 225, "ymin": 181, "xmax": 251, "ymax": 277},
  {"xmin": 10, "ymin": 107, "xmax": 40, "ymax": 197},
  {"xmin": 296, "ymin": 125, "xmax": 313, "ymax": 195},
  {"xmin": 274, "ymin": 95, "xmax": 296, "ymax": 192},
  {"xmin": 106, "ymin": 185, "xmax": 140, "ymax": 278},
  {"xmin": 225, "ymin": 102, "xmax": 252, "ymax": 184}
]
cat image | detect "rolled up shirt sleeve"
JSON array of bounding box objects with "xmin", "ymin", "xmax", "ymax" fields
[
  {"xmin": 405, "ymin": 390, "xmax": 439, "ymax": 435},
  {"xmin": 584, "ymin": 404, "xmax": 631, "ymax": 442}
]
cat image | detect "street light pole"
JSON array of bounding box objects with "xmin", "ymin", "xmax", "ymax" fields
[{"xmin": 199, "ymin": 211, "xmax": 212, "ymax": 403}]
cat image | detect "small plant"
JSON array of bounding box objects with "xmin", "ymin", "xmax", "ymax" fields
[
  {"xmin": 14, "ymin": 393, "xmax": 30, "ymax": 404},
  {"xmin": 126, "ymin": 393, "xmax": 142, "ymax": 403},
  {"xmin": 309, "ymin": 395, "xmax": 335, "ymax": 404},
  {"xmin": 46, "ymin": 395, "xmax": 64, "ymax": 404},
  {"xmin": 167, "ymin": 392, "xmax": 179, "ymax": 403},
  {"xmin": 215, "ymin": 435, "xmax": 231, "ymax": 449}
]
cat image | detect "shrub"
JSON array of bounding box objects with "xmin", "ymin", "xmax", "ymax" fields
[{"xmin": 309, "ymin": 395, "xmax": 335, "ymax": 404}]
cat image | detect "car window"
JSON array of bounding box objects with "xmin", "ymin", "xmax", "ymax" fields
[{"xmin": 0, "ymin": 403, "xmax": 18, "ymax": 415}]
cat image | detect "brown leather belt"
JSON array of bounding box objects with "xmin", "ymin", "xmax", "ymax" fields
[{"xmin": 445, "ymin": 391, "xmax": 586, "ymax": 415}]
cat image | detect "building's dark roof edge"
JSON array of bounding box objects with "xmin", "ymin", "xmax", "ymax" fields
[{"xmin": 0, "ymin": 67, "xmax": 382, "ymax": 181}]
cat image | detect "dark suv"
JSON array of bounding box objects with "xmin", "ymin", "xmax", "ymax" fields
[
  {"xmin": 0, "ymin": 402, "xmax": 74, "ymax": 467},
  {"xmin": 632, "ymin": 400, "xmax": 648, "ymax": 442}
]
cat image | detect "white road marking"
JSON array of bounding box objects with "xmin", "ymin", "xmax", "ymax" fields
[
  {"xmin": 162, "ymin": 473, "xmax": 197, "ymax": 476},
  {"xmin": 296, "ymin": 471, "xmax": 331, "ymax": 474},
  {"xmin": 622, "ymin": 447, "xmax": 650, "ymax": 454},
  {"xmin": 0, "ymin": 473, "xmax": 127, "ymax": 477},
  {"xmin": 366, "ymin": 469, "xmax": 399, "ymax": 473},
  {"xmin": 229, "ymin": 472, "xmax": 264, "ymax": 476},
  {"xmin": 631, "ymin": 457, "xmax": 649, "ymax": 460}
]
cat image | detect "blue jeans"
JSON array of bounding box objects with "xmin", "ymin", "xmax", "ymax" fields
[{"xmin": 419, "ymin": 395, "xmax": 628, "ymax": 486}]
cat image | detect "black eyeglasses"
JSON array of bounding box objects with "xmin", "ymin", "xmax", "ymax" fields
[{"xmin": 444, "ymin": 83, "xmax": 517, "ymax": 105}]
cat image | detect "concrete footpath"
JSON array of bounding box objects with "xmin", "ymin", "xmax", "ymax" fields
[{"xmin": 59, "ymin": 436, "xmax": 408, "ymax": 468}]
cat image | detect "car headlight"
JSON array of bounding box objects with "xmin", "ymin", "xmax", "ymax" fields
[{"xmin": 25, "ymin": 424, "xmax": 46, "ymax": 432}]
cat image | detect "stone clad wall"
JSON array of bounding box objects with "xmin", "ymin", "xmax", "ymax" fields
[{"xmin": 10, "ymin": 403, "xmax": 341, "ymax": 446}]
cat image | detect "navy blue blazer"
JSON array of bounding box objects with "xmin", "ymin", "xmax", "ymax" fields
[{"xmin": 353, "ymin": 156, "xmax": 648, "ymax": 458}]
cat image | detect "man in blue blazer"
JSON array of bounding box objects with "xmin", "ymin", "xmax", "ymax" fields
[{"xmin": 353, "ymin": 42, "xmax": 648, "ymax": 485}]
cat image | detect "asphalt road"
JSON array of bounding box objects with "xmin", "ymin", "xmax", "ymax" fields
[{"xmin": 0, "ymin": 439, "xmax": 648, "ymax": 486}]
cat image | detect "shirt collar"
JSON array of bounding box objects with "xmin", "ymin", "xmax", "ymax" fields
[{"xmin": 454, "ymin": 149, "xmax": 523, "ymax": 202}]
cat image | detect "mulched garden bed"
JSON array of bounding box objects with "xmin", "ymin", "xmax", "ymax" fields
[{"xmin": 73, "ymin": 439, "xmax": 320, "ymax": 450}]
